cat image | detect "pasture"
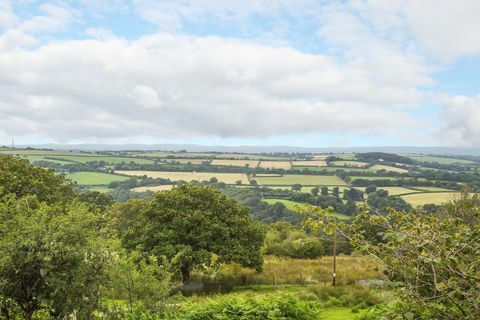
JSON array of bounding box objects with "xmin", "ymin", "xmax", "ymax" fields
[
  {"xmin": 291, "ymin": 160, "xmax": 327, "ymax": 167},
  {"xmin": 256, "ymin": 174, "xmax": 346, "ymax": 186},
  {"xmin": 401, "ymin": 192, "xmax": 460, "ymax": 206},
  {"xmin": 405, "ymin": 154, "xmax": 476, "ymax": 165},
  {"xmin": 263, "ymin": 198, "xmax": 350, "ymax": 220},
  {"xmin": 330, "ymin": 160, "xmax": 369, "ymax": 167},
  {"xmin": 66, "ymin": 172, "xmax": 130, "ymax": 185},
  {"xmin": 369, "ymin": 164, "xmax": 408, "ymax": 173},
  {"xmin": 163, "ymin": 158, "xmax": 208, "ymax": 165},
  {"xmin": 210, "ymin": 159, "xmax": 259, "ymax": 167},
  {"xmin": 116, "ymin": 170, "xmax": 250, "ymax": 184},
  {"xmin": 350, "ymin": 176, "xmax": 398, "ymax": 181},
  {"xmin": 373, "ymin": 187, "xmax": 418, "ymax": 195},
  {"xmin": 258, "ymin": 161, "xmax": 292, "ymax": 170}
]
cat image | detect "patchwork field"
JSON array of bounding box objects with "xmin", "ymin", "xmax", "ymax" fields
[
  {"xmin": 258, "ymin": 161, "xmax": 292, "ymax": 170},
  {"xmin": 66, "ymin": 172, "xmax": 130, "ymax": 185},
  {"xmin": 17, "ymin": 154, "xmax": 155, "ymax": 164},
  {"xmin": 210, "ymin": 159, "xmax": 259, "ymax": 167},
  {"xmin": 291, "ymin": 160, "xmax": 327, "ymax": 167},
  {"xmin": 369, "ymin": 164, "xmax": 408, "ymax": 173},
  {"xmin": 401, "ymin": 192, "xmax": 460, "ymax": 206},
  {"xmin": 132, "ymin": 185, "xmax": 175, "ymax": 192},
  {"xmin": 116, "ymin": 171, "xmax": 249, "ymax": 184},
  {"xmin": 330, "ymin": 160, "xmax": 368, "ymax": 167},
  {"xmin": 256, "ymin": 174, "xmax": 346, "ymax": 186}
]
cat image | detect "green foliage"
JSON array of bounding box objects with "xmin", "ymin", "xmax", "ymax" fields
[
  {"xmin": 125, "ymin": 185, "xmax": 265, "ymax": 283},
  {"xmin": 0, "ymin": 195, "xmax": 109, "ymax": 319},
  {"xmin": 107, "ymin": 251, "xmax": 171, "ymax": 313},
  {"xmin": 171, "ymin": 293, "xmax": 321, "ymax": 320},
  {"xmin": 0, "ymin": 155, "xmax": 75, "ymax": 204},
  {"xmin": 300, "ymin": 192, "xmax": 480, "ymax": 319},
  {"xmin": 263, "ymin": 222, "xmax": 324, "ymax": 259}
]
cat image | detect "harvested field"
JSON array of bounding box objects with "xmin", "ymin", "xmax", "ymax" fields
[
  {"xmin": 291, "ymin": 160, "xmax": 327, "ymax": 167},
  {"xmin": 259, "ymin": 161, "xmax": 292, "ymax": 170},
  {"xmin": 401, "ymin": 192, "xmax": 460, "ymax": 206},
  {"xmin": 132, "ymin": 185, "xmax": 174, "ymax": 192},
  {"xmin": 116, "ymin": 171, "xmax": 249, "ymax": 184},
  {"xmin": 210, "ymin": 159, "xmax": 259, "ymax": 167},
  {"xmin": 369, "ymin": 164, "xmax": 408, "ymax": 173}
]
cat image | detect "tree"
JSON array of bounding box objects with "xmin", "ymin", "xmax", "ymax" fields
[
  {"xmin": 332, "ymin": 187, "xmax": 340, "ymax": 198},
  {"xmin": 365, "ymin": 185, "xmax": 377, "ymax": 194},
  {"xmin": 0, "ymin": 156, "xmax": 75, "ymax": 204},
  {"xmin": 0, "ymin": 196, "xmax": 109, "ymax": 319},
  {"xmin": 291, "ymin": 184, "xmax": 302, "ymax": 192},
  {"xmin": 310, "ymin": 187, "xmax": 319, "ymax": 197},
  {"xmin": 321, "ymin": 186, "xmax": 329, "ymax": 196},
  {"xmin": 209, "ymin": 177, "xmax": 218, "ymax": 184},
  {"xmin": 300, "ymin": 192, "xmax": 480, "ymax": 319},
  {"xmin": 250, "ymin": 179, "xmax": 258, "ymax": 186},
  {"xmin": 127, "ymin": 185, "xmax": 265, "ymax": 284}
]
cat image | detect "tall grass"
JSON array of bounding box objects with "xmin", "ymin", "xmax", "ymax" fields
[{"xmin": 192, "ymin": 255, "xmax": 383, "ymax": 286}]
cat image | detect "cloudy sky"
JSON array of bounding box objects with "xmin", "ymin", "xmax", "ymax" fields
[{"xmin": 1, "ymin": 0, "xmax": 480, "ymax": 147}]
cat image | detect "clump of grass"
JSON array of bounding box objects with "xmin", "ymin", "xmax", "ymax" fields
[{"xmin": 193, "ymin": 255, "xmax": 383, "ymax": 286}]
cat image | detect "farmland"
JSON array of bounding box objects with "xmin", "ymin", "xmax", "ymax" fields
[
  {"xmin": 132, "ymin": 185, "xmax": 174, "ymax": 192},
  {"xmin": 405, "ymin": 154, "xmax": 476, "ymax": 164},
  {"xmin": 263, "ymin": 198, "xmax": 351, "ymax": 220},
  {"xmin": 258, "ymin": 161, "xmax": 292, "ymax": 170},
  {"xmin": 116, "ymin": 170, "xmax": 250, "ymax": 184},
  {"xmin": 291, "ymin": 160, "xmax": 327, "ymax": 167},
  {"xmin": 401, "ymin": 192, "xmax": 461, "ymax": 206},
  {"xmin": 66, "ymin": 172, "xmax": 130, "ymax": 185},
  {"xmin": 255, "ymin": 174, "xmax": 346, "ymax": 186},
  {"xmin": 331, "ymin": 160, "xmax": 369, "ymax": 167},
  {"xmin": 210, "ymin": 159, "xmax": 259, "ymax": 167},
  {"xmin": 369, "ymin": 164, "xmax": 409, "ymax": 173}
]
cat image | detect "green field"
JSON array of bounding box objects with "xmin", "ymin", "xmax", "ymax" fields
[
  {"xmin": 293, "ymin": 166, "xmax": 370, "ymax": 173},
  {"xmin": 330, "ymin": 160, "xmax": 368, "ymax": 167},
  {"xmin": 373, "ymin": 187, "xmax": 419, "ymax": 195},
  {"xmin": 47, "ymin": 155, "xmax": 155, "ymax": 164},
  {"xmin": 350, "ymin": 176, "xmax": 399, "ymax": 181},
  {"xmin": 256, "ymin": 174, "xmax": 346, "ymax": 186},
  {"xmin": 405, "ymin": 154, "xmax": 476, "ymax": 165},
  {"xmin": 401, "ymin": 192, "xmax": 460, "ymax": 206},
  {"xmin": 263, "ymin": 198, "xmax": 350, "ymax": 220},
  {"xmin": 66, "ymin": 172, "xmax": 130, "ymax": 185}
]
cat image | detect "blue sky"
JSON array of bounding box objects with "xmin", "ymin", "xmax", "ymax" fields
[{"xmin": 1, "ymin": 0, "xmax": 480, "ymax": 147}]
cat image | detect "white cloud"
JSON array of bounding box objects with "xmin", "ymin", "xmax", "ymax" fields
[
  {"xmin": 0, "ymin": 33, "xmax": 422, "ymax": 142},
  {"xmin": 438, "ymin": 95, "xmax": 480, "ymax": 146}
]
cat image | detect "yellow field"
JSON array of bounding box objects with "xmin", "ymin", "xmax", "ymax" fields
[
  {"xmin": 331, "ymin": 160, "xmax": 368, "ymax": 167},
  {"xmin": 401, "ymin": 192, "xmax": 459, "ymax": 206},
  {"xmin": 291, "ymin": 160, "xmax": 327, "ymax": 167},
  {"xmin": 116, "ymin": 171, "xmax": 249, "ymax": 184},
  {"xmin": 259, "ymin": 161, "xmax": 292, "ymax": 170},
  {"xmin": 373, "ymin": 187, "xmax": 417, "ymax": 195},
  {"xmin": 132, "ymin": 185, "xmax": 174, "ymax": 192},
  {"xmin": 210, "ymin": 159, "xmax": 259, "ymax": 167},
  {"xmin": 370, "ymin": 164, "xmax": 408, "ymax": 173}
]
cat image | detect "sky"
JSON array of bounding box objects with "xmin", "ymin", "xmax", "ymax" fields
[{"xmin": 1, "ymin": 0, "xmax": 480, "ymax": 147}]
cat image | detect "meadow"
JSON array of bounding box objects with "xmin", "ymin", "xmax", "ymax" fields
[
  {"xmin": 401, "ymin": 192, "xmax": 461, "ymax": 206},
  {"xmin": 256, "ymin": 174, "xmax": 346, "ymax": 186},
  {"xmin": 291, "ymin": 160, "xmax": 327, "ymax": 167},
  {"xmin": 404, "ymin": 154, "xmax": 476, "ymax": 164},
  {"xmin": 132, "ymin": 185, "xmax": 174, "ymax": 192},
  {"xmin": 369, "ymin": 164, "xmax": 408, "ymax": 173},
  {"xmin": 66, "ymin": 172, "xmax": 130, "ymax": 185},
  {"xmin": 116, "ymin": 170, "xmax": 250, "ymax": 184},
  {"xmin": 330, "ymin": 160, "xmax": 369, "ymax": 167}
]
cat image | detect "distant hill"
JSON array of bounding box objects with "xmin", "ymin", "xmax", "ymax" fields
[{"xmin": 10, "ymin": 144, "xmax": 480, "ymax": 156}]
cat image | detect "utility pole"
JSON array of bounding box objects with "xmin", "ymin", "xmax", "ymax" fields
[{"xmin": 332, "ymin": 227, "xmax": 337, "ymax": 286}]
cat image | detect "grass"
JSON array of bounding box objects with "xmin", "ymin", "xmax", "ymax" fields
[
  {"xmin": 48, "ymin": 155, "xmax": 155, "ymax": 164},
  {"xmin": 369, "ymin": 165, "xmax": 408, "ymax": 173},
  {"xmin": 259, "ymin": 161, "xmax": 292, "ymax": 170},
  {"xmin": 405, "ymin": 154, "xmax": 476, "ymax": 165},
  {"xmin": 210, "ymin": 159, "xmax": 259, "ymax": 167},
  {"xmin": 350, "ymin": 176, "xmax": 399, "ymax": 181},
  {"xmin": 331, "ymin": 161, "xmax": 369, "ymax": 167},
  {"xmin": 195, "ymin": 255, "xmax": 383, "ymax": 286},
  {"xmin": 131, "ymin": 185, "xmax": 174, "ymax": 192},
  {"xmin": 66, "ymin": 172, "xmax": 130, "ymax": 186},
  {"xmin": 116, "ymin": 170, "xmax": 249, "ymax": 184},
  {"xmin": 374, "ymin": 187, "xmax": 419, "ymax": 196},
  {"xmin": 20, "ymin": 155, "xmax": 73, "ymax": 165},
  {"xmin": 411, "ymin": 187, "xmax": 454, "ymax": 192},
  {"xmin": 256, "ymin": 174, "xmax": 347, "ymax": 186},
  {"xmin": 163, "ymin": 158, "xmax": 208, "ymax": 165},
  {"xmin": 291, "ymin": 160, "xmax": 327, "ymax": 167},
  {"xmin": 401, "ymin": 192, "xmax": 460, "ymax": 206},
  {"xmin": 263, "ymin": 199, "xmax": 350, "ymax": 220},
  {"xmin": 294, "ymin": 166, "xmax": 370, "ymax": 173}
]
